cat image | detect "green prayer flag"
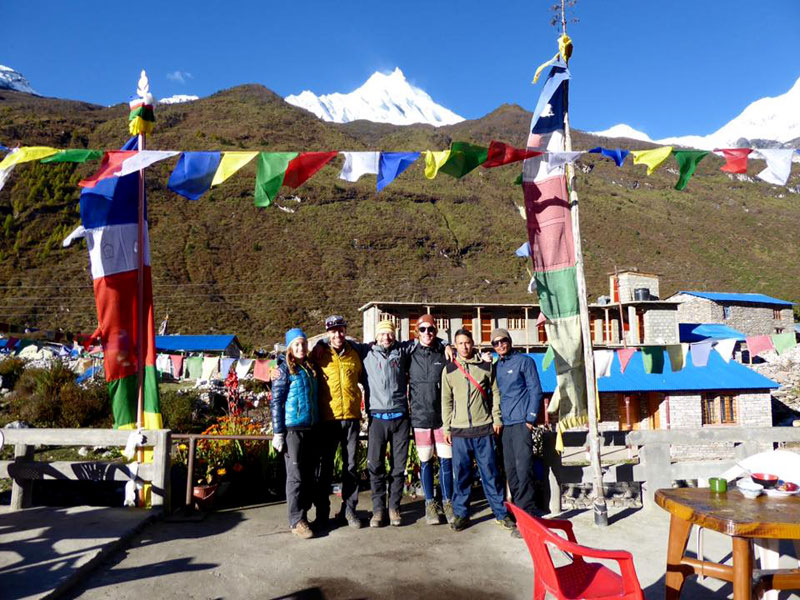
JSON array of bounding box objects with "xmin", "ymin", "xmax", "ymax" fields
[
  {"xmin": 672, "ymin": 150, "xmax": 708, "ymax": 191},
  {"xmin": 534, "ymin": 266, "xmax": 580, "ymax": 320},
  {"xmin": 542, "ymin": 345, "xmax": 554, "ymax": 371},
  {"xmin": 41, "ymin": 149, "xmax": 102, "ymax": 163},
  {"xmin": 771, "ymin": 332, "xmax": 797, "ymax": 355},
  {"xmin": 439, "ymin": 142, "xmax": 488, "ymax": 178},
  {"xmin": 642, "ymin": 346, "xmax": 665, "ymax": 374},
  {"xmin": 254, "ymin": 152, "xmax": 298, "ymax": 207}
]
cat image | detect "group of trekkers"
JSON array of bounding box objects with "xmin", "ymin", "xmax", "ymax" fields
[{"xmin": 270, "ymin": 314, "xmax": 543, "ymax": 540}]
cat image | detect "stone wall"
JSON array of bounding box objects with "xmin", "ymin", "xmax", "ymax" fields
[
  {"xmin": 672, "ymin": 294, "xmax": 794, "ymax": 336},
  {"xmin": 617, "ymin": 272, "xmax": 660, "ymax": 301},
  {"xmin": 643, "ymin": 309, "xmax": 679, "ymax": 344},
  {"xmin": 673, "ymin": 294, "xmax": 721, "ymax": 323},
  {"xmin": 737, "ymin": 392, "xmax": 773, "ymax": 427}
]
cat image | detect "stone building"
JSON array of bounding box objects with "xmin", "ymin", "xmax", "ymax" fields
[{"xmin": 667, "ymin": 291, "xmax": 795, "ymax": 336}]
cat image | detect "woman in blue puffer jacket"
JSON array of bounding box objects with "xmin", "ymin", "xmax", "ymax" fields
[{"xmin": 270, "ymin": 328, "xmax": 319, "ymax": 539}]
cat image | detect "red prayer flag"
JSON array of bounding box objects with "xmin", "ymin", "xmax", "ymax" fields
[
  {"xmin": 283, "ymin": 151, "xmax": 338, "ymax": 188},
  {"xmin": 716, "ymin": 148, "xmax": 752, "ymax": 174},
  {"xmin": 617, "ymin": 347, "xmax": 636, "ymax": 374},
  {"xmin": 79, "ymin": 151, "xmax": 137, "ymax": 188},
  {"xmin": 745, "ymin": 334, "xmax": 774, "ymax": 357},
  {"xmin": 483, "ymin": 141, "xmax": 542, "ymax": 168}
]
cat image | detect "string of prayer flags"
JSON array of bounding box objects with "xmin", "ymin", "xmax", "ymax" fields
[
  {"xmin": 0, "ymin": 163, "xmax": 15, "ymax": 193},
  {"xmin": 641, "ymin": 346, "xmax": 665, "ymax": 374},
  {"xmin": 185, "ymin": 356, "xmax": 203, "ymax": 380},
  {"xmin": 79, "ymin": 151, "xmax": 137, "ymax": 188},
  {"xmin": 283, "ymin": 152, "xmax": 339, "ymax": 189},
  {"xmin": 717, "ymin": 148, "xmax": 751, "ymax": 174},
  {"xmin": 588, "ymin": 147, "xmax": 629, "ymax": 167},
  {"xmin": 771, "ymin": 332, "xmax": 797, "ymax": 355},
  {"xmin": 170, "ymin": 355, "xmax": 184, "ymax": 378},
  {"xmin": 631, "ymin": 146, "xmax": 674, "ymax": 176},
  {"xmin": 713, "ymin": 338, "xmax": 737, "ymax": 363},
  {"xmin": 0, "ymin": 146, "xmax": 59, "ymax": 170},
  {"xmin": 593, "ymin": 350, "xmax": 614, "ymax": 378},
  {"xmin": 515, "ymin": 241, "xmax": 531, "ymax": 257},
  {"xmin": 41, "ymin": 149, "xmax": 102, "ymax": 163},
  {"xmin": 672, "ymin": 150, "xmax": 709, "ymax": 190},
  {"xmin": 542, "ymin": 345, "xmax": 555, "ymax": 371},
  {"xmin": 339, "ymin": 152, "xmax": 379, "ymax": 182},
  {"xmin": 482, "ymin": 141, "xmax": 541, "ymax": 168},
  {"xmin": 746, "ymin": 334, "xmax": 774, "ymax": 357},
  {"xmin": 211, "ymin": 151, "xmax": 258, "ymax": 186},
  {"xmin": 377, "ymin": 152, "xmax": 420, "ymax": 191},
  {"xmin": 545, "ymin": 151, "xmax": 582, "ymax": 174},
  {"xmin": 254, "ymin": 152, "xmax": 299, "ymax": 207},
  {"xmin": 423, "ymin": 150, "xmax": 451, "ymax": 179},
  {"xmin": 617, "ymin": 347, "xmax": 636, "ymax": 374},
  {"xmin": 235, "ymin": 358, "xmax": 254, "ymax": 378},
  {"xmin": 253, "ymin": 358, "xmax": 271, "ymax": 381},
  {"xmin": 666, "ymin": 344, "xmax": 688, "ymax": 372},
  {"xmin": 754, "ymin": 149, "xmax": 795, "ymax": 185},
  {"xmin": 690, "ymin": 340, "xmax": 713, "ymax": 367},
  {"xmin": 221, "ymin": 356, "xmax": 236, "ymax": 377},
  {"xmin": 168, "ymin": 152, "xmax": 222, "ymax": 200},
  {"xmin": 114, "ymin": 150, "xmax": 179, "ymax": 179},
  {"xmin": 439, "ymin": 142, "xmax": 488, "ymax": 178}
]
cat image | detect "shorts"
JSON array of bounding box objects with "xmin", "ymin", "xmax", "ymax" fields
[{"xmin": 413, "ymin": 427, "xmax": 452, "ymax": 461}]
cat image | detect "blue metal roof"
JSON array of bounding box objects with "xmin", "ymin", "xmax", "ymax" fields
[
  {"xmin": 679, "ymin": 323, "xmax": 746, "ymax": 343},
  {"xmin": 155, "ymin": 335, "xmax": 240, "ymax": 353},
  {"xmin": 525, "ymin": 348, "xmax": 777, "ymax": 394},
  {"xmin": 678, "ymin": 291, "xmax": 794, "ymax": 307}
]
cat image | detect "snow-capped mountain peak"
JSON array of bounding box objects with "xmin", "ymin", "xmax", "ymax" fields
[
  {"xmin": 0, "ymin": 65, "xmax": 38, "ymax": 95},
  {"xmin": 159, "ymin": 94, "xmax": 199, "ymax": 105},
  {"xmin": 285, "ymin": 67, "xmax": 464, "ymax": 127},
  {"xmin": 588, "ymin": 123, "xmax": 653, "ymax": 143}
]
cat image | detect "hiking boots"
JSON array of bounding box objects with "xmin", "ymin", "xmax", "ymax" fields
[
  {"xmin": 345, "ymin": 508, "xmax": 363, "ymax": 529},
  {"xmin": 442, "ymin": 500, "xmax": 455, "ymax": 525},
  {"xmin": 510, "ymin": 527, "xmax": 523, "ymax": 539},
  {"xmin": 311, "ymin": 513, "xmax": 330, "ymax": 531},
  {"xmin": 425, "ymin": 500, "xmax": 442, "ymax": 525},
  {"xmin": 291, "ymin": 519, "xmax": 314, "ymax": 539},
  {"xmin": 450, "ymin": 515, "xmax": 469, "ymax": 532},
  {"xmin": 369, "ymin": 511, "xmax": 385, "ymax": 528},
  {"xmin": 389, "ymin": 508, "xmax": 402, "ymax": 527},
  {"xmin": 496, "ymin": 515, "xmax": 517, "ymax": 532}
]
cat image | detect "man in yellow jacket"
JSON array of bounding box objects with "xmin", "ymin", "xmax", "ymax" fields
[{"xmin": 314, "ymin": 315, "xmax": 369, "ymax": 529}]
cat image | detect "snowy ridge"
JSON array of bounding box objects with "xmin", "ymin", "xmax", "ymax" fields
[
  {"xmin": 285, "ymin": 68, "xmax": 464, "ymax": 127},
  {"xmin": 589, "ymin": 76, "xmax": 800, "ymax": 150},
  {"xmin": 0, "ymin": 65, "xmax": 38, "ymax": 95},
  {"xmin": 159, "ymin": 94, "xmax": 199, "ymax": 105}
]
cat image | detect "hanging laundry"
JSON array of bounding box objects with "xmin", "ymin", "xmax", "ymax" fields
[
  {"xmin": 716, "ymin": 148, "xmax": 751, "ymax": 174},
  {"xmin": 754, "ymin": 149, "xmax": 795, "ymax": 186},
  {"xmin": 617, "ymin": 347, "xmax": 636, "ymax": 374},
  {"xmin": 746, "ymin": 335, "xmax": 774, "ymax": 357},
  {"xmin": 184, "ymin": 356, "xmax": 203, "ymax": 380},
  {"xmin": 235, "ymin": 358, "xmax": 254, "ymax": 379},
  {"xmin": 690, "ymin": 341, "xmax": 713, "ymax": 367},
  {"xmin": 666, "ymin": 344, "xmax": 688, "ymax": 372},
  {"xmin": 423, "ymin": 150, "xmax": 451, "ymax": 179},
  {"xmin": 170, "ymin": 354, "xmax": 184, "ymax": 379},
  {"xmin": 253, "ymin": 358, "xmax": 271, "ymax": 381},
  {"xmin": 377, "ymin": 152, "xmax": 420, "ymax": 191},
  {"xmin": 338, "ymin": 152, "xmax": 379, "ymax": 182},
  {"xmin": 631, "ymin": 146, "xmax": 673, "ymax": 176},
  {"xmin": 771, "ymin": 332, "xmax": 797, "ymax": 355},
  {"xmin": 201, "ymin": 356, "xmax": 220, "ymax": 380},
  {"xmin": 588, "ymin": 147, "xmax": 629, "ymax": 167},
  {"xmin": 220, "ymin": 356, "xmax": 236, "ymax": 377},
  {"xmin": 211, "ymin": 151, "xmax": 258, "ymax": 186},
  {"xmin": 541, "ymin": 345, "xmax": 555, "ymax": 371},
  {"xmin": 156, "ymin": 354, "xmax": 172, "ymax": 376},
  {"xmin": 593, "ymin": 349, "xmax": 614, "ymax": 377},
  {"xmin": 672, "ymin": 150, "xmax": 709, "ymax": 191},
  {"xmin": 642, "ymin": 347, "xmax": 665, "ymax": 374},
  {"xmin": 713, "ymin": 338, "xmax": 737, "ymax": 363},
  {"xmin": 167, "ymin": 152, "xmax": 222, "ymax": 200}
]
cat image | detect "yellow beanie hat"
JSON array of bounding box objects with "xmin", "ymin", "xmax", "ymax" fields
[{"xmin": 376, "ymin": 319, "xmax": 396, "ymax": 337}]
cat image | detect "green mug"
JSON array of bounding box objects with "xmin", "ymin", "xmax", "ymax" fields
[{"xmin": 709, "ymin": 477, "xmax": 727, "ymax": 493}]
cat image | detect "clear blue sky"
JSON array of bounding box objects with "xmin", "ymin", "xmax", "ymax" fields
[{"xmin": 5, "ymin": 0, "xmax": 799, "ymax": 139}]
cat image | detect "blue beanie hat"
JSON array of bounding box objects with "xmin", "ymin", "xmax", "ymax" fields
[{"xmin": 285, "ymin": 328, "xmax": 307, "ymax": 347}]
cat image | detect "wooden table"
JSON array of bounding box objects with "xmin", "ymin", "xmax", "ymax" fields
[{"xmin": 656, "ymin": 487, "xmax": 800, "ymax": 600}]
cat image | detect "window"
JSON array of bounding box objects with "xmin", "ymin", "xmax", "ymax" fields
[
  {"xmin": 702, "ymin": 393, "xmax": 737, "ymax": 426},
  {"xmin": 433, "ymin": 313, "xmax": 450, "ymax": 332},
  {"xmin": 773, "ymin": 309, "xmax": 782, "ymax": 319},
  {"xmin": 507, "ymin": 310, "xmax": 526, "ymax": 330},
  {"xmin": 461, "ymin": 312, "xmax": 474, "ymax": 334},
  {"xmin": 378, "ymin": 312, "xmax": 400, "ymax": 328},
  {"xmin": 722, "ymin": 306, "xmax": 731, "ymax": 320},
  {"xmin": 537, "ymin": 322, "xmax": 548, "ymax": 343}
]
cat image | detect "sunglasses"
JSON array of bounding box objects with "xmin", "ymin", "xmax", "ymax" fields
[
  {"xmin": 418, "ymin": 326, "xmax": 436, "ymax": 333},
  {"xmin": 491, "ymin": 337, "xmax": 511, "ymax": 347}
]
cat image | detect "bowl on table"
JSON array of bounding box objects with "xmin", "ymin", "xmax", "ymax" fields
[
  {"xmin": 736, "ymin": 478, "xmax": 764, "ymax": 499},
  {"xmin": 750, "ymin": 473, "xmax": 779, "ymax": 489},
  {"xmin": 765, "ymin": 480, "xmax": 800, "ymax": 498}
]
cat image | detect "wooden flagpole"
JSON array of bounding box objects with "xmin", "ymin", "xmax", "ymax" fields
[
  {"xmin": 135, "ymin": 71, "xmax": 148, "ymax": 468},
  {"xmin": 559, "ymin": 0, "xmax": 608, "ymax": 526}
]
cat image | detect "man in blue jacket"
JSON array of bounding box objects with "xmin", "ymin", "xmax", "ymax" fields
[{"xmin": 491, "ymin": 328, "xmax": 543, "ymax": 517}]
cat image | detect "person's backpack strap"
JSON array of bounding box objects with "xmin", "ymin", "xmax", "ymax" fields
[{"xmin": 452, "ymin": 359, "xmax": 488, "ymax": 400}]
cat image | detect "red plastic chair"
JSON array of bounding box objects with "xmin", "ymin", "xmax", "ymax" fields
[{"xmin": 506, "ymin": 502, "xmax": 644, "ymax": 600}]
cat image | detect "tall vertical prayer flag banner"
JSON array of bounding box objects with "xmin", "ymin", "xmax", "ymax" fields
[
  {"xmin": 77, "ymin": 137, "xmax": 161, "ymax": 431},
  {"xmin": 522, "ymin": 60, "xmax": 587, "ymax": 439}
]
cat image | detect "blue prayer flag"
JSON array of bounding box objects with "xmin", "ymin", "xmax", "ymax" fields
[
  {"xmin": 377, "ymin": 152, "xmax": 420, "ymax": 192},
  {"xmin": 588, "ymin": 147, "xmax": 629, "ymax": 167},
  {"xmin": 515, "ymin": 241, "xmax": 531, "ymax": 257},
  {"xmin": 531, "ymin": 60, "xmax": 569, "ymax": 136},
  {"xmin": 167, "ymin": 152, "xmax": 222, "ymax": 201}
]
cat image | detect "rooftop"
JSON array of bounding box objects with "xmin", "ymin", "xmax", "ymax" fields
[{"xmin": 674, "ymin": 291, "xmax": 794, "ymax": 307}]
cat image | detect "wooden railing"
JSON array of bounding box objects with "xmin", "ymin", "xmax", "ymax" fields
[{"xmin": 0, "ymin": 428, "xmax": 171, "ymax": 511}]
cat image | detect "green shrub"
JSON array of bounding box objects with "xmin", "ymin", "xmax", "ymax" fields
[
  {"xmin": 0, "ymin": 357, "xmax": 26, "ymax": 390},
  {"xmin": 160, "ymin": 389, "xmax": 209, "ymax": 433},
  {"xmin": 59, "ymin": 381, "xmax": 111, "ymax": 428}
]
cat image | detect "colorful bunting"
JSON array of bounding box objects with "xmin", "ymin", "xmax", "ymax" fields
[
  {"xmin": 771, "ymin": 332, "xmax": 797, "ymax": 355},
  {"xmin": 423, "ymin": 150, "xmax": 451, "ymax": 179},
  {"xmin": 666, "ymin": 344, "xmax": 688, "ymax": 371},
  {"xmin": 690, "ymin": 341, "xmax": 713, "ymax": 367},
  {"xmin": 593, "ymin": 350, "xmax": 614, "ymax": 377},
  {"xmin": 283, "ymin": 152, "xmax": 338, "ymax": 189},
  {"xmin": 211, "ymin": 151, "xmax": 258, "ymax": 186},
  {"xmin": 41, "ymin": 149, "xmax": 102, "ymax": 163},
  {"xmin": 377, "ymin": 152, "xmax": 420, "ymax": 191},
  {"xmin": 167, "ymin": 152, "xmax": 222, "ymax": 200},
  {"xmin": 746, "ymin": 334, "xmax": 774, "ymax": 357},
  {"xmin": 79, "ymin": 151, "xmax": 137, "ymax": 188},
  {"xmin": 631, "ymin": 146, "xmax": 674, "ymax": 176},
  {"xmin": 482, "ymin": 141, "xmax": 541, "ymax": 168},
  {"xmin": 713, "ymin": 338, "xmax": 737, "ymax": 363},
  {"xmin": 254, "ymin": 152, "xmax": 299, "ymax": 207},
  {"xmin": 545, "ymin": 151, "xmax": 583, "ymax": 173},
  {"xmin": 642, "ymin": 346, "xmax": 665, "ymax": 374},
  {"xmin": 0, "ymin": 146, "xmax": 59, "ymax": 170},
  {"xmin": 717, "ymin": 148, "xmax": 751, "ymax": 174},
  {"xmin": 672, "ymin": 150, "xmax": 708, "ymax": 190},
  {"xmin": 542, "ymin": 344, "xmax": 554, "ymax": 371},
  {"xmin": 439, "ymin": 142, "xmax": 488, "ymax": 178},
  {"xmin": 339, "ymin": 152, "xmax": 379, "ymax": 182},
  {"xmin": 115, "ymin": 151, "xmax": 179, "ymax": 179},
  {"xmin": 617, "ymin": 347, "xmax": 635, "ymax": 374},
  {"xmin": 754, "ymin": 149, "xmax": 795, "ymax": 186},
  {"xmin": 588, "ymin": 147, "xmax": 629, "ymax": 167}
]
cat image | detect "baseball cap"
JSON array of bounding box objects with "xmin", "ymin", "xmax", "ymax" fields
[{"xmin": 325, "ymin": 315, "xmax": 347, "ymax": 330}]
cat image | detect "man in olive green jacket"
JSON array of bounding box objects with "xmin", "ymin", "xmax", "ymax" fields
[{"xmin": 442, "ymin": 328, "xmax": 518, "ymax": 536}]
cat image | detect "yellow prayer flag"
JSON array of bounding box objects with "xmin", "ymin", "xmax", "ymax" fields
[
  {"xmin": 631, "ymin": 146, "xmax": 674, "ymax": 176},
  {"xmin": 423, "ymin": 150, "xmax": 451, "ymax": 179},
  {"xmin": 211, "ymin": 151, "xmax": 259, "ymax": 186},
  {"xmin": 0, "ymin": 146, "xmax": 60, "ymax": 170}
]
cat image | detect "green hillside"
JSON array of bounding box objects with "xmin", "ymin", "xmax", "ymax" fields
[{"xmin": 0, "ymin": 85, "xmax": 797, "ymax": 347}]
